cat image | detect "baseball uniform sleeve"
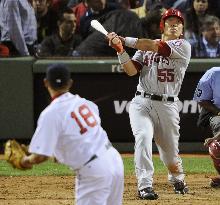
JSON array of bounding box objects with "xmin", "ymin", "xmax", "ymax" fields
[
  {"xmin": 193, "ymin": 71, "xmax": 213, "ymax": 102},
  {"xmin": 132, "ymin": 50, "xmax": 144, "ymax": 66},
  {"xmin": 29, "ymin": 108, "xmax": 60, "ymax": 157},
  {"xmin": 167, "ymin": 39, "xmax": 191, "ymax": 61}
]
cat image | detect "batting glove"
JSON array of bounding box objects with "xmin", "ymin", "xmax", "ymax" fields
[{"xmin": 107, "ymin": 32, "xmax": 124, "ymax": 54}]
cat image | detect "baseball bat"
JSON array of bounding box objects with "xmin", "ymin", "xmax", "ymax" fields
[
  {"xmin": 90, "ymin": 20, "xmax": 119, "ymax": 44},
  {"xmin": 91, "ymin": 20, "xmax": 108, "ymax": 36}
]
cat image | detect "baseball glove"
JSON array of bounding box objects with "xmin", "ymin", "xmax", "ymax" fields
[{"xmin": 4, "ymin": 140, "xmax": 28, "ymax": 169}]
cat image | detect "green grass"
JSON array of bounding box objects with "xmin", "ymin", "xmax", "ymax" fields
[
  {"xmin": 124, "ymin": 155, "xmax": 216, "ymax": 175},
  {"xmin": 0, "ymin": 155, "xmax": 216, "ymax": 176},
  {"xmin": 0, "ymin": 159, "xmax": 73, "ymax": 176}
]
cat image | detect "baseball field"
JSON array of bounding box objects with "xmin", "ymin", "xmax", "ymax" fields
[{"xmin": 0, "ymin": 154, "xmax": 220, "ymax": 205}]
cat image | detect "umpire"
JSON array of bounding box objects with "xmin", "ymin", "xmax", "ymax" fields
[{"xmin": 193, "ymin": 66, "xmax": 220, "ymax": 188}]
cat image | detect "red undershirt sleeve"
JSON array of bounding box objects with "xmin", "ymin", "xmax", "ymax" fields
[{"xmin": 157, "ymin": 41, "xmax": 171, "ymax": 57}]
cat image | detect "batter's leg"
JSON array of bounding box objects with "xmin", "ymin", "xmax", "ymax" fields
[
  {"xmin": 154, "ymin": 113, "xmax": 188, "ymax": 194},
  {"xmin": 129, "ymin": 98, "xmax": 154, "ymax": 190},
  {"xmin": 153, "ymin": 102, "xmax": 185, "ymax": 183}
]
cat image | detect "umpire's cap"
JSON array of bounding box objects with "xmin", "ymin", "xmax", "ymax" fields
[{"xmin": 46, "ymin": 63, "xmax": 71, "ymax": 89}]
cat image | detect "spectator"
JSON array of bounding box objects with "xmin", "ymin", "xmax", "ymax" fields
[
  {"xmin": 139, "ymin": 1, "xmax": 166, "ymax": 19},
  {"xmin": 119, "ymin": 0, "xmax": 130, "ymax": 9},
  {"xmin": 184, "ymin": 0, "xmax": 213, "ymax": 44},
  {"xmin": 33, "ymin": 0, "xmax": 59, "ymax": 44},
  {"xmin": 191, "ymin": 15, "xmax": 220, "ymax": 58},
  {"xmin": 145, "ymin": 0, "xmax": 188, "ymax": 13},
  {"xmin": 74, "ymin": 2, "xmax": 164, "ymax": 57},
  {"xmin": 70, "ymin": 0, "xmax": 88, "ymax": 34},
  {"xmin": 37, "ymin": 8, "xmax": 82, "ymax": 57},
  {"xmin": 140, "ymin": 4, "xmax": 164, "ymax": 39},
  {"xmin": 68, "ymin": 0, "xmax": 81, "ymax": 7},
  {"xmin": 51, "ymin": 0, "xmax": 69, "ymax": 11},
  {"xmin": 171, "ymin": 0, "xmax": 189, "ymax": 12},
  {"xmin": 79, "ymin": 0, "xmax": 120, "ymax": 39},
  {"xmin": 129, "ymin": 0, "xmax": 142, "ymax": 9},
  {"xmin": 130, "ymin": 0, "xmax": 145, "ymax": 18},
  {"xmin": 74, "ymin": 9, "xmax": 145, "ymax": 56},
  {"xmin": 0, "ymin": 0, "xmax": 37, "ymax": 56},
  {"xmin": 188, "ymin": 0, "xmax": 220, "ymax": 19}
]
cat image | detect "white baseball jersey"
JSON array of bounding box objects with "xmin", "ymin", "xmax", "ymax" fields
[
  {"xmin": 129, "ymin": 39, "xmax": 191, "ymax": 190},
  {"xmin": 29, "ymin": 92, "xmax": 111, "ymax": 169},
  {"xmin": 132, "ymin": 39, "xmax": 191, "ymax": 96},
  {"xmin": 29, "ymin": 92, "xmax": 124, "ymax": 205}
]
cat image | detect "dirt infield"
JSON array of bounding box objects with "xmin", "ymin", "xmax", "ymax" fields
[
  {"xmin": 0, "ymin": 174, "xmax": 220, "ymax": 205},
  {"xmin": 1, "ymin": 154, "xmax": 220, "ymax": 205}
]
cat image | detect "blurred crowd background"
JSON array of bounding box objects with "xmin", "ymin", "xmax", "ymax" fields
[{"xmin": 0, "ymin": 0, "xmax": 220, "ymax": 58}]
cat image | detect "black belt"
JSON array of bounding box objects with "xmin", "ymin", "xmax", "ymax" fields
[
  {"xmin": 84, "ymin": 155, "xmax": 98, "ymax": 166},
  {"xmin": 136, "ymin": 91, "xmax": 175, "ymax": 102},
  {"xmin": 84, "ymin": 142, "xmax": 112, "ymax": 166}
]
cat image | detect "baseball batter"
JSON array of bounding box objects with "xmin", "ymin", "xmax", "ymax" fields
[
  {"xmin": 107, "ymin": 8, "xmax": 191, "ymax": 200},
  {"xmin": 20, "ymin": 64, "xmax": 124, "ymax": 205}
]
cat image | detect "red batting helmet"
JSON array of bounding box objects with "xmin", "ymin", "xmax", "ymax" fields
[
  {"xmin": 209, "ymin": 140, "xmax": 220, "ymax": 159},
  {"xmin": 160, "ymin": 8, "xmax": 184, "ymax": 33}
]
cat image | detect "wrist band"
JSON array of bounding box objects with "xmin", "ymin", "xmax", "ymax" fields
[
  {"xmin": 118, "ymin": 51, "xmax": 130, "ymax": 64},
  {"xmin": 125, "ymin": 37, "xmax": 138, "ymax": 48}
]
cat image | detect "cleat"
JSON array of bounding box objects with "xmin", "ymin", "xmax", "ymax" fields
[
  {"xmin": 173, "ymin": 181, "xmax": 189, "ymax": 194},
  {"xmin": 138, "ymin": 187, "xmax": 159, "ymax": 200}
]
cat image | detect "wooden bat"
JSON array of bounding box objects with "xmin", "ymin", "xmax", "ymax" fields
[{"xmin": 90, "ymin": 20, "xmax": 119, "ymax": 44}]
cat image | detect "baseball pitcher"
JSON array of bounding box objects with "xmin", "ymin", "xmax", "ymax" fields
[
  {"xmin": 107, "ymin": 8, "xmax": 191, "ymax": 200},
  {"xmin": 5, "ymin": 64, "xmax": 124, "ymax": 205}
]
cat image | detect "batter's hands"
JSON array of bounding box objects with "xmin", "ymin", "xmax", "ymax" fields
[{"xmin": 107, "ymin": 32, "xmax": 124, "ymax": 54}]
